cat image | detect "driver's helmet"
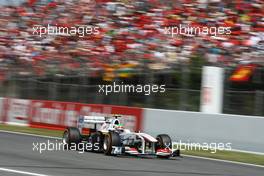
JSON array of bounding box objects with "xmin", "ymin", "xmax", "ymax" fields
[{"xmin": 114, "ymin": 123, "xmax": 124, "ymax": 131}]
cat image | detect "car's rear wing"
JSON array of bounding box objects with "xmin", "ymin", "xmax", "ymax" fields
[
  {"xmin": 82, "ymin": 116, "xmax": 105, "ymax": 124},
  {"xmin": 78, "ymin": 116, "xmax": 106, "ymax": 133}
]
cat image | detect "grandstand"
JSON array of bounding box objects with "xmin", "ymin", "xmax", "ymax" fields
[{"xmin": 0, "ymin": 0, "xmax": 263, "ymax": 115}]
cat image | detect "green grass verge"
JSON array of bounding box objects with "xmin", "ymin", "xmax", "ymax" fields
[
  {"xmin": 0, "ymin": 124, "xmax": 264, "ymax": 166},
  {"xmin": 0, "ymin": 124, "xmax": 62, "ymax": 137},
  {"xmin": 181, "ymin": 148, "xmax": 264, "ymax": 166}
]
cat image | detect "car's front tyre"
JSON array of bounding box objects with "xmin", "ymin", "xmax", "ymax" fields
[
  {"xmin": 103, "ymin": 131, "xmax": 122, "ymax": 155},
  {"xmin": 156, "ymin": 134, "xmax": 172, "ymax": 159}
]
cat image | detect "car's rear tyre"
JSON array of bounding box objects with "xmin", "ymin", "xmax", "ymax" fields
[
  {"xmin": 156, "ymin": 134, "xmax": 172, "ymax": 158},
  {"xmin": 63, "ymin": 127, "xmax": 81, "ymax": 149},
  {"xmin": 103, "ymin": 131, "xmax": 121, "ymax": 155}
]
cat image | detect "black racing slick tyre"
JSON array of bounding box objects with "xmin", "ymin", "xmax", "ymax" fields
[
  {"xmin": 103, "ymin": 131, "xmax": 122, "ymax": 155},
  {"xmin": 63, "ymin": 127, "xmax": 81, "ymax": 148},
  {"xmin": 156, "ymin": 134, "xmax": 172, "ymax": 158},
  {"xmin": 156, "ymin": 134, "xmax": 172, "ymax": 149}
]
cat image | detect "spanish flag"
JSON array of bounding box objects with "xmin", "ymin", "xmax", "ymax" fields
[{"xmin": 230, "ymin": 64, "xmax": 257, "ymax": 82}]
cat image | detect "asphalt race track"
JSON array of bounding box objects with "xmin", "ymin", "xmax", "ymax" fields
[{"xmin": 0, "ymin": 132, "xmax": 263, "ymax": 176}]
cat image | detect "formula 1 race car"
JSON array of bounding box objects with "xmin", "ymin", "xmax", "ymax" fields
[{"xmin": 62, "ymin": 115, "xmax": 180, "ymax": 158}]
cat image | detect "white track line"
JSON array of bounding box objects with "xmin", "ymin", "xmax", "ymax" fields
[
  {"xmin": 182, "ymin": 154, "xmax": 264, "ymax": 168},
  {"xmin": 0, "ymin": 168, "xmax": 51, "ymax": 176},
  {"xmin": 0, "ymin": 130, "xmax": 61, "ymax": 139},
  {"xmin": 0, "ymin": 130, "xmax": 264, "ymax": 169}
]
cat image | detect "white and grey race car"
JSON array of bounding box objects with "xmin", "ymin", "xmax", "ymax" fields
[{"xmin": 63, "ymin": 115, "xmax": 180, "ymax": 158}]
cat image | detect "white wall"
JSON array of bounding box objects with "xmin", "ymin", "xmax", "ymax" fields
[{"xmin": 143, "ymin": 109, "xmax": 264, "ymax": 153}]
